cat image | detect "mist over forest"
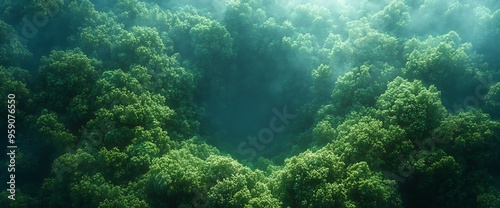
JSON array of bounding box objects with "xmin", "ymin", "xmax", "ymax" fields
[{"xmin": 1, "ymin": 0, "xmax": 500, "ymax": 207}]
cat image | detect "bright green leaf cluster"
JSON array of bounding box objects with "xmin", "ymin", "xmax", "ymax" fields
[
  {"xmin": 376, "ymin": 77, "xmax": 446, "ymax": 139},
  {"xmin": 274, "ymin": 149, "xmax": 402, "ymax": 208}
]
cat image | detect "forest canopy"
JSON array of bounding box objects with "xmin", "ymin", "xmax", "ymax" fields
[{"xmin": 1, "ymin": 0, "xmax": 499, "ymax": 207}]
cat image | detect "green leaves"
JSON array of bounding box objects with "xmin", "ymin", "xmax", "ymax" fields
[
  {"xmin": 76, "ymin": 68, "xmax": 176, "ymax": 151},
  {"xmin": 403, "ymin": 32, "xmax": 472, "ymax": 84},
  {"xmin": 477, "ymin": 190, "xmax": 500, "ymax": 208},
  {"xmin": 331, "ymin": 116, "xmax": 407, "ymax": 170},
  {"xmin": 0, "ymin": 66, "xmax": 31, "ymax": 129},
  {"xmin": 376, "ymin": 77, "xmax": 446, "ymax": 140},
  {"xmin": 37, "ymin": 48, "xmax": 100, "ymax": 113},
  {"xmin": 97, "ymin": 147, "xmax": 130, "ymax": 183},
  {"xmin": 332, "ymin": 65, "xmax": 387, "ymax": 114},
  {"xmin": 276, "ymin": 149, "xmax": 402, "ymax": 207},
  {"xmin": 0, "ymin": 20, "xmax": 31, "ymax": 67},
  {"xmin": 147, "ymin": 149, "xmax": 205, "ymax": 204},
  {"xmin": 276, "ymin": 149, "xmax": 344, "ymax": 207},
  {"xmin": 371, "ymin": 0, "xmax": 410, "ymax": 35},
  {"xmin": 207, "ymin": 173, "xmax": 252, "ymax": 207},
  {"xmin": 70, "ymin": 173, "xmax": 148, "ymax": 208},
  {"xmin": 49, "ymin": 149, "xmax": 97, "ymax": 203},
  {"xmin": 145, "ymin": 143, "xmax": 278, "ymax": 208},
  {"xmin": 21, "ymin": 0, "xmax": 64, "ymax": 17},
  {"xmin": 438, "ymin": 109, "xmax": 500, "ymax": 167},
  {"xmin": 344, "ymin": 162, "xmax": 402, "ymax": 208},
  {"xmin": 283, "ymin": 33, "xmax": 321, "ymax": 68},
  {"xmin": 189, "ymin": 20, "xmax": 234, "ymax": 61},
  {"xmin": 409, "ymin": 150, "xmax": 466, "ymax": 207},
  {"xmin": 290, "ymin": 3, "xmax": 334, "ymax": 40},
  {"xmin": 312, "ymin": 118, "xmax": 336, "ymax": 145},
  {"xmin": 35, "ymin": 109, "xmax": 77, "ymax": 149},
  {"xmin": 348, "ymin": 24, "xmax": 400, "ymax": 66},
  {"xmin": 485, "ymin": 82, "xmax": 500, "ymax": 118},
  {"xmin": 92, "ymin": 69, "xmax": 174, "ymax": 127}
]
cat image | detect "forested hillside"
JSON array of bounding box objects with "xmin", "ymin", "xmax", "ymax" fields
[{"xmin": 1, "ymin": 0, "xmax": 499, "ymax": 207}]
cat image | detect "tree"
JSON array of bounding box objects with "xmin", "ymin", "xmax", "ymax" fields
[
  {"xmin": 477, "ymin": 189, "xmax": 500, "ymax": 208},
  {"xmin": 112, "ymin": 26, "xmax": 168, "ymax": 69},
  {"xmin": 312, "ymin": 117, "xmax": 337, "ymax": 146},
  {"xmin": 189, "ymin": 19, "xmax": 234, "ymax": 63},
  {"xmin": 204, "ymin": 154, "xmax": 280, "ymax": 208},
  {"xmin": 370, "ymin": 0, "xmax": 410, "ymax": 36},
  {"xmin": 349, "ymin": 19, "xmax": 401, "ymax": 66},
  {"xmin": 96, "ymin": 147, "xmax": 130, "ymax": 184},
  {"xmin": 376, "ymin": 77, "xmax": 446, "ymax": 140},
  {"xmin": 329, "ymin": 115, "xmax": 410, "ymax": 171},
  {"xmin": 402, "ymin": 31, "xmax": 483, "ymax": 102},
  {"xmin": 0, "ymin": 20, "xmax": 31, "ymax": 67},
  {"xmin": 112, "ymin": 0, "xmax": 149, "ymax": 26},
  {"xmin": 477, "ymin": 9, "xmax": 500, "ymax": 67},
  {"xmin": 64, "ymin": 0, "xmax": 108, "ymax": 33},
  {"xmin": 248, "ymin": 17, "xmax": 293, "ymax": 58},
  {"xmin": 78, "ymin": 19, "xmax": 125, "ymax": 62},
  {"xmin": 36, "ymin": 48, "xmax": 100, "ymax": 113},
  {"xmin": 408, "ymin": 150, "xmax": 465, "ymax": 207},
  {"xmin": 485, "ymin": 82, "xmax": 500, "ymax": 118},
  {"xmin": 146, "ymin": 147, "xmax": 208, "ymax": 207},
  {"xmin": 35, "ymin": 109, "xmax": 77, "ymax": 149},
  {"xmin": 70, "ymin": 173, "xmax": 148, "ymax": 208},
  {"xmin": 274, "ymin": 149, "xmax": 347, "ymax": 207},
  {"xmin": 437, "ymin": 109, "xmax": 500, "ymax": 167},
  {"xmin": 40, "ymin": 149, "xmax": 97, "ymax": 207},
  {"xmin": 282, "ymin": 32, "xmax": 322, "ymax": 70},
  {"xmin": 0, "ymin": 66, "xmax": 31, "ymax": 129},
  {"xmin": 83, "ymin": 69, "xmax": 174, "ymax": 149},
  {"xmin": 344, "ymin": 162, "xmax": 402, "ymax": 208},
  {"xmin": 20, "ymin": 0, "xmax": 64, "ymax": 17},
  {"xmin": 311, "ymin": 64, "xmax": 334, "ymax": 104},
  {"xmin": 223, "ymin": 0, "xmax": 264, "ymax": 41},
  {"xmin": 274, "ymin": 148, "xmax": 402, "ymax": 207},
  {"xmin": 290, "ymin": 3, "xmax": 335, "ymax": 41},
  {"xmin": 331, "ymin": 64, "xmax": 396, "ymax": 115},
  {"xmin": 145, "ymin": 141, "xmax": 278, "ymax": 207}
]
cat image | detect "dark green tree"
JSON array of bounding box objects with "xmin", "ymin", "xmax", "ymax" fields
[
  {"xmin": 485, "ymin": 82, "xmax": 500, "ymax": 118},
  {"xmin": 36, "ymin": 49, "xmax": 100, "ymax": 114},
  {"xmin": 437, "ymin": 109, "xmax": 500, "ymax": 167},
  {"xmin": 0, "ymin": 20, "xmax": 31, "ymax": 67}
]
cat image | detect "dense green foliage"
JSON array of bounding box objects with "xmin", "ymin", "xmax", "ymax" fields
[{"xmin": 1, "ymin": 0, "xmax": 499, "ymax": 207}]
